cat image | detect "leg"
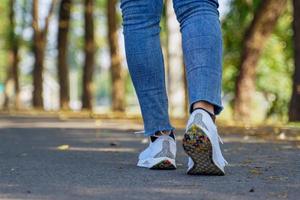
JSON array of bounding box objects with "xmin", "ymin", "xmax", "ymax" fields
[
  {"xmin": 173, "ymin": 0, "xmax": 223, "ymax": 115},
  {"xmin": 173, "ymin": 0, "xmax": 227, "ymax": 175},
  {"xmin": 120, "ymin": 0, "xmax": 174, "ymax": 136}
]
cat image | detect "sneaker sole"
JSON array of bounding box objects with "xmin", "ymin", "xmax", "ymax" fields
[
  {"xmin": 137, "ymin": 157, "xmax": 176, "ymax": 170},
  {"xmin": 150, "ymin": 159, "xmax": 176, "ymax": 170},
  {"xmin": 182, "ymin": 124, "xmax": 225, "ymax": 176}
]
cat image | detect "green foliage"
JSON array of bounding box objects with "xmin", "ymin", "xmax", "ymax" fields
[
  {"xmin": 0, "ymin": 0, "xmax": 294, "ymax": 119},
  {"xmin": 0, "ymin": 0, "xmax": 9, "ymax": 84},
  {"xmin": 69, "ymin": 3, "xmax": 84, "ymax": 71},
  {"xmin": 257, "ymin": 5, "xmax": 293, "ymax": 120},
  {"xmin": 222, "ymin": 0, "xmax": 261, "ymax": 96},
  {"xmin": 222, "ymin": 0, "xmax": 293, "ymax": 120},
  {"xmin": 95, "ymin": 69, "xmax": 111, "ymax": 104}
]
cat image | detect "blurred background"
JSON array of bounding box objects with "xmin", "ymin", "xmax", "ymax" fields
[{"xmin": 0, "ymin": 0, "xmax": 299, "ymax": 124}]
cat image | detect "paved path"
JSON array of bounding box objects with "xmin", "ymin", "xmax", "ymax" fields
[{"xmin": 0, "ymin": 116, "xmax": 299, "ymax": 200}]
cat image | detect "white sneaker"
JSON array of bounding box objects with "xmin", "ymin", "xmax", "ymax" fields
[
  {"xmin": 137, "ymin": 134, "xmax": 176, "ymax": 169},
  {"xmin": 182, "ymin": 109, "xmax": 228, "ymax": 175}
]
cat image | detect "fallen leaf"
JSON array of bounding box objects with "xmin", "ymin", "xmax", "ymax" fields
[
  {"xmin": 57, "ymin": 145, "xmax": 70, "ymax": 150},
  {"xmin": 249, "ymin": 168, "xmax": 262, "ymax": 175}
]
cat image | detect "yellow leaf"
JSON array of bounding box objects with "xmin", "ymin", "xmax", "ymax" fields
[{"xmin": 57, "ymin": 145, "xmax": 70, "ymax": 150}]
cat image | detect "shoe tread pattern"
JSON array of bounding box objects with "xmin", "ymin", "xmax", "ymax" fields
[
  {"xmin": 150, "ymin": 160, "xmax": 176, "ymax": 170},
  {"xmin": 183, "ymin": 124, "xmax": 224, "ymax": 176}
]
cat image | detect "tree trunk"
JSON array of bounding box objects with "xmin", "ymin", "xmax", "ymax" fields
[
  {"xmin": 32, "ymin": 28, "xmax": 45, "ymax": 108},
  {"xmin": 82, "ymin": 0, "xmax": 95, "ymax": 110},
  {"xmin": 57, "ymin": 0, "xmax": 71, "ymax": 110},
  {"xmin": 32, "ymin": 0, "xmax": 56, "ymax": 109},
  {"xmin": 234, "ymin": 0, "xmax": 287, "ymax": 121},
  {"xmin": 289, "ymin": 0, "xmax": 300, "ymax": 121},
  {"xmin": 4, "ymin": 0, "xmax": 20, "ymax": 110},
  {"xmin": 12, "ymin": 42, "xmax": 20, "ymax": 109},
  {"xmin": 107, "ymin": 0, "xmax": 125, "ymax": 112}
]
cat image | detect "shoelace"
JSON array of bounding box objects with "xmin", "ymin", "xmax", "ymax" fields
[
  {"xmin": 218, "ymin": 135, "xmax": 224, "ymax": 144},
  {"xmin": 134, "ymin": 130, "xmax": 145, "ymax": 135}
]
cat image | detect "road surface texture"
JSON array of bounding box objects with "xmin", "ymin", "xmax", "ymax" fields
[{"xmin": 0, "ymin": 116, "xmax": 299, "ymax": 200}]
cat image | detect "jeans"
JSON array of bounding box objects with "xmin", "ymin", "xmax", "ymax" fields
[{"xmin": 120, "ymin": 0, "xmax": 223, "ymax": 136}]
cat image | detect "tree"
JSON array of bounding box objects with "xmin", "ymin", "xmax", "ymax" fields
[
  {"xmin": 32, "ymin": 0, "xmax": 56, "ymax": 108},
  {"xmin": 57, "ymin": 0, "xmax": 72, "ymax": 110},
  {"xmin": 107, "ymin": 0, "xmax": 125, "ymax": 112},
  {"xmin": 82, "ymin": 0, "xmax": 95, "ymax": 110},
  {"xmin": 234, "ymin": 0, "xmax": 287, "ymax": 121},
  {"xmin": 4, "ymin": 0, "xmax": 20, "ymax": 109},
  {"xmin": 289, "ymin": 0, "xmax": 300, "ymax": 121}
]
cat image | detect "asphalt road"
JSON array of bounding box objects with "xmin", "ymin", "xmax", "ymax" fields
[{"xmin": 0, "ymin": 116, "xmax": 299, "ymax": 200}]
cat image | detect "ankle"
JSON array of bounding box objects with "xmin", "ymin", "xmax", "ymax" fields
[
  {"xmin": 192, "ymin": 101, "xmax": 214, "ymax": 114},
  {"xmin": 191, "ymin": 102, "xmax": 216, "ymax": 123},
  {"xmin": 154, "ymin": 130, "xmax": 172, "ymax": 136},
  {"xmin": 150, "ymin": 130, "xmax": 175, "ymax": 142}
]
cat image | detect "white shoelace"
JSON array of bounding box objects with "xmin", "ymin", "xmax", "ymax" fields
[{"xmin": 134, "ymin": 130, "xmax": 145, "ymax": 135}]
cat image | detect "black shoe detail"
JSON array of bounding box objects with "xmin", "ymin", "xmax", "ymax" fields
[{"xmin": 150, "ymin": 130, "xmax": 175, "ymax": 142}]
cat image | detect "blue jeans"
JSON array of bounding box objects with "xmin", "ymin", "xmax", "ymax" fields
[{"xmin": 120, "ymin": 0, "xmax": 223, "ymax": 136}]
